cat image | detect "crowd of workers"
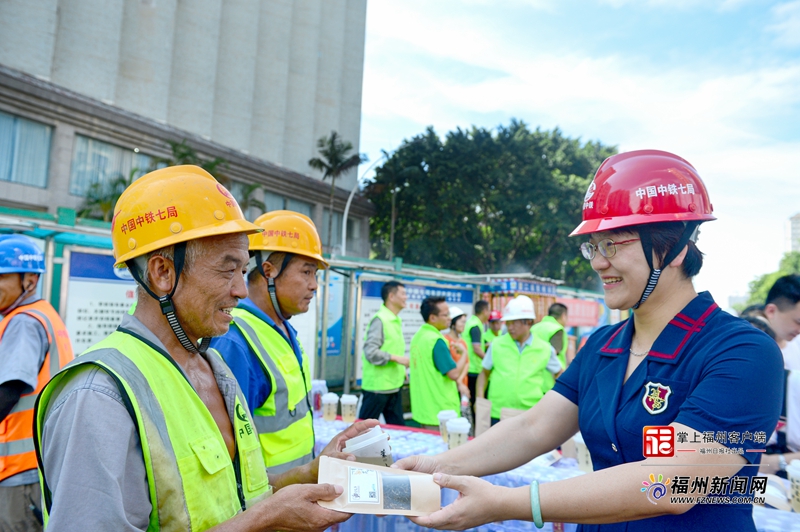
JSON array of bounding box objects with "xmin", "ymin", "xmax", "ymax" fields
[{"xmin": 0, "ymin": 150, "xmax": 794, "ymax": 531}]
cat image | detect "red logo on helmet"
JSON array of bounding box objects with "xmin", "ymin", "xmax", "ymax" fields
[{"xmin": 216, "ymin": 183, "xmax": 233, "ymax": 199}]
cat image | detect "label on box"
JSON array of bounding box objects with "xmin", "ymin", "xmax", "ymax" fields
[{"xmin": 348, "ymin": 467, "xmax": 380, "ymax": 504}]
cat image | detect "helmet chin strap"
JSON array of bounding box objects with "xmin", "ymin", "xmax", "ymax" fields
[
  {"xmin": 253, "ymin": 250, "xmax": 293, "ymax": 323},
  {"xmin": 633, "ymin": 221, "xmax": 701, "ymax": 310},
  {"xmin": 127, "ymin": 242, "xmax": 210, "ymax": 354},
  {"xmin": 1, "ymin": 276, "xmax": 37, "ymax": 314}
]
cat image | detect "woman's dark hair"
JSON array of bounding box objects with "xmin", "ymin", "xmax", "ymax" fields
[{"xmin": 609, "ymin": 221, "xmax": 704, "ymax": 278}]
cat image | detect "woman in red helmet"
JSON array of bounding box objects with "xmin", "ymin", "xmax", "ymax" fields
[{"xmin": 396, "ymin": 150, "xmax": 783, "ymax": 531}]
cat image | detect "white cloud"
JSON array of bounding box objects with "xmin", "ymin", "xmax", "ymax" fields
[
  {"xmin": 598, "ymin": 0, "xmax": 762, "ymax": 9},
  {"xmin": 769, "ymin": 1, "xmax": 800, "ymax": 47}
]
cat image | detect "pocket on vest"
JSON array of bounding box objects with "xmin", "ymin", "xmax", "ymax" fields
[{"xmin": 243, "ymin": 446, "xmax": 269, "ymax": 492}]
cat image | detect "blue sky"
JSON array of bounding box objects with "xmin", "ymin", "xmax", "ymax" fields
[{"xmin": 358, "ymin": 0, "xmax": 800, "ymax": 309}]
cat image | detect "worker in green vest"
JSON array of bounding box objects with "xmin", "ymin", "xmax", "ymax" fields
[
  {"xmin": 33, "ymin": 166, "xmax": 376, "ymax": 531},
  {"xmin": 410, "ymin": 296, "xmax": 468, "ymax": 429},
  {"xmin": 361, "ymin": 280, "xmax": 409, "ymax": 425},
  {"xmin": 209, "ymin": 210, "xmax": 327, "ymax": 474},
  {"xmin": 532, "ymin": 302, "xmax": 570, "ymax": 371},
  {"xmin": 484, "ymin": 309, "xmax": 504, "ymax": 346},
  {"xmin": 476, "ymin": 296, "xmax": 562, "ymax": 425},
  {"xmin": 462, "ymin": 300, "xmax": 490, "ymax": 414}
]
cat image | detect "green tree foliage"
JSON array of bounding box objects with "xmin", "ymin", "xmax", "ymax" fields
[
  {"xmin": 309, "ymin": 131, "xmax": 368, "ymax": 250},
  {"xmin": 78, "ymin": 168, "xmax": 138, "ymax": 222},
  {"xmin": 746, "ymin": 251, "xmax": 800, "ymax": 305},
  {"xmin": 364, "ymin": 120, "xmax": 617, "ymax": 289}
]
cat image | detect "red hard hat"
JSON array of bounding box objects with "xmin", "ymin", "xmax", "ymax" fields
[
  {"xmin": 570, "ymin": 150, "xmax": 716, "ymax": 236},
  {"xmin": 488, "ymin": 310, "xmax": 502, "ymax": 321}
]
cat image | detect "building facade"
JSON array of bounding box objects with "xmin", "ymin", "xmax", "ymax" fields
[{"xmin": 0, "ymin": 0, "xmax": 371, "ymax": 256}]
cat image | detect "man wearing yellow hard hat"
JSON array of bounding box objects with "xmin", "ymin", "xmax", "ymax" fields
[
  {"xmin": 210, "ymin": 210, "xmax": 327, "ymax": 474},
  {"xmin": 33, "ymin": 166, "xmax": 375, "ymax": 531}
]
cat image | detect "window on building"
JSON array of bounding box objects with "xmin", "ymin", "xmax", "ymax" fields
[
  {"xmin": 346, "ymin": 217, "xmax": 362, "ymax": 255},
  {"xmin": 263, "ymin": 190, "xmax": 285, "ymax": 213},
  {"xmin": 286, "ymin": 198, "xmax": 313, "ymax": 218},
  {"xmin": 321, "ymin": 209, "xmax": 343, "ymax": 251},
  {"xmin": 260, "ymin": 190, "xmax": 314, "ymax": 218},
  {"xmin": 69, "ymin": 135, "xmax": 154, "ymax": 196},
  {"xmin": 0, "ymin": 111, "xmax": 52, "ymax": 188}
]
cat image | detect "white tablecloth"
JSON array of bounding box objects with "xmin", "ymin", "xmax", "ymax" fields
[{"xmin": 315, "ymin": 420, "xmax": 800, "ymax": 532}]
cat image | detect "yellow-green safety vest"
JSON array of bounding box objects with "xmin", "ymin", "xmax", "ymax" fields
[
  {"xmin": 361, "ymin": 305, "xmax": 407, "ymax": 392},
  {"xmin": 410, "ymin": 323, "xmax": 459, "ymax": 426},
  {"xmin": 34, "ymin": 329, "xmax": 271, "ymax": 531},
  {"xmin": 532, "ymin": 315, "xmax": 568, "ymax": 370},
  {"xmin": 487, "ymin": 332, "xmax": 553, "ymax": 419},
  {"xmin": 462, "ymin": 314, "xmax": 484, "ymax": 375},
  {"xmin": 230, "ymin": 307, "xmax": 314, "ymax": 475}
]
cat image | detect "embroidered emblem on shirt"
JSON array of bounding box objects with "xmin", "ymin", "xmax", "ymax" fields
[{"xmin": 642, "ymin": 382, "xmax": 672, "ymax": 415}]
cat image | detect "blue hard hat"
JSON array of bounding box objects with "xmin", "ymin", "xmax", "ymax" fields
[{"xmin": 0, "ymin": 234, "xmax": 45, "ymax": 274}]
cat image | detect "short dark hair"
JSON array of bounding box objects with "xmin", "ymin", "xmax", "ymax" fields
[
  {"xmin": 609, "ymin": 221, "xmax": 704, "ymax": 278},
  {"xmin": 742, "ymin": 315, "xmax": 776, "ymax": 340},
  {"xmin": 421, "ymin": 296, "xmax": 446, "ymax": 323},
  {"xmin": 766, "ymin": 274, "xmax": 800, "ymax": 311},
  {"xmin": 474, "ymin": 300, "xmax": 489, "ymax": 315},
  {"xmin": 740, "ymin": 304, "xmax": 766, "ymax": 319},
  {"xmin": 381, "ymin": 281, "xmax": 405, "ymax": 303},
  {"xmin": 548, "ymin": 303, "xmax": 568, "ymax": 319}
]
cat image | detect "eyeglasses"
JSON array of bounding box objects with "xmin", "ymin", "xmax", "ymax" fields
[{"xmin": 580, "ymin": 238, "xmax": 640, "ymax": 260}]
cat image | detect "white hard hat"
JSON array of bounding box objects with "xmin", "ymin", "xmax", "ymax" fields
[
  {"xmin": 501, "ymin": 296, "xmax": 536, "ymax": 322},
  {"xmin": 449, "ymin": 306, "xmax": 466, "ymax": 321}
]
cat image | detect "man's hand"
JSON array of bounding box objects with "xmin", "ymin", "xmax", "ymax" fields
[
  {"xmin": 391, "ymin": 355, "xmax": 410, "ymax": 368},
  {"xmin": 258, "ymin": 483, "xmax": 352, "ymax": 532},
  {"xmin": 306, "ymin": 419, "xmax": 381, "ymax": 481}
]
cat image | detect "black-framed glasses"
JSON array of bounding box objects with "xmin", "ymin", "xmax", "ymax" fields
[{"xmin": 580, "ymin": 238, "xmax": 640, "ymax": 260}]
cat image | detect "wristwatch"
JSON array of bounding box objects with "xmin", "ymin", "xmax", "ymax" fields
[{"xmin": 778, "ymin": 454, "xmax": 788, "ymax": 472}]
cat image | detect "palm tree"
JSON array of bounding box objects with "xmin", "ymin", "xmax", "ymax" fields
[
  {"xmin": 308, "ymin": 131, "xmax": 367, "ymax": 252},
  {"xmin": 78, "ymin": 168, "xmax": 138, "ymax": 222},
  {"xmin": 232, "ymin": 182, "xmax": 266, "ymax": 221}
]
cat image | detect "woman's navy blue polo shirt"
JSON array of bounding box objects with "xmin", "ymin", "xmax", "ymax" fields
[{"xmin": 553, "ymin": 292, "xmax": 783, "ymax": 531}]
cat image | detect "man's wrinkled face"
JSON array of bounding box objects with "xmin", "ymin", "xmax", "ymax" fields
[{"xmin": 172, "ymin": 234, "xmax": 249, "ymax": 340}]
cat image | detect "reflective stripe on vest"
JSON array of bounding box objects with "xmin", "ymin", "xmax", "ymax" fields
[
  {"xmin": 487, "ymin": 333, "xmax": 552, "ymax": 418},
  {"xmin": 361, "ymin": 305, "xmax": 406, "ymax": 391},
  {"xmin": 409, "ymin": 323, "xmax": 459, "ymax": 426},
  {"xmin": 231, "ymin": 310, "xmax": 314, "ymax": 474},
  {"xmin": 1, "ymin": 303, "xmax": 73, "ymax": 481},
  {"xmin": 35, "ymin": 333, "xmax": 270, "ymax": 531},
  {"xmin": 462, "ymin": 315, "xmax": 484, "ymax": 375}
]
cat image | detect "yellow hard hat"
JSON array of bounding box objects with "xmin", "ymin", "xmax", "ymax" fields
[
  {"xmin": 111, "ymin": 165, "xmax": 261, "ymax": 267},
  {"xmin": 249, "ymin": 210, "xmax": 329, "ymax": 269}
]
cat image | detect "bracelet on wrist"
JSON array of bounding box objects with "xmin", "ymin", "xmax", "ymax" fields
[{"xmin": 530, "ymin": 480, "xmax": 544, "ymax": 529}]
